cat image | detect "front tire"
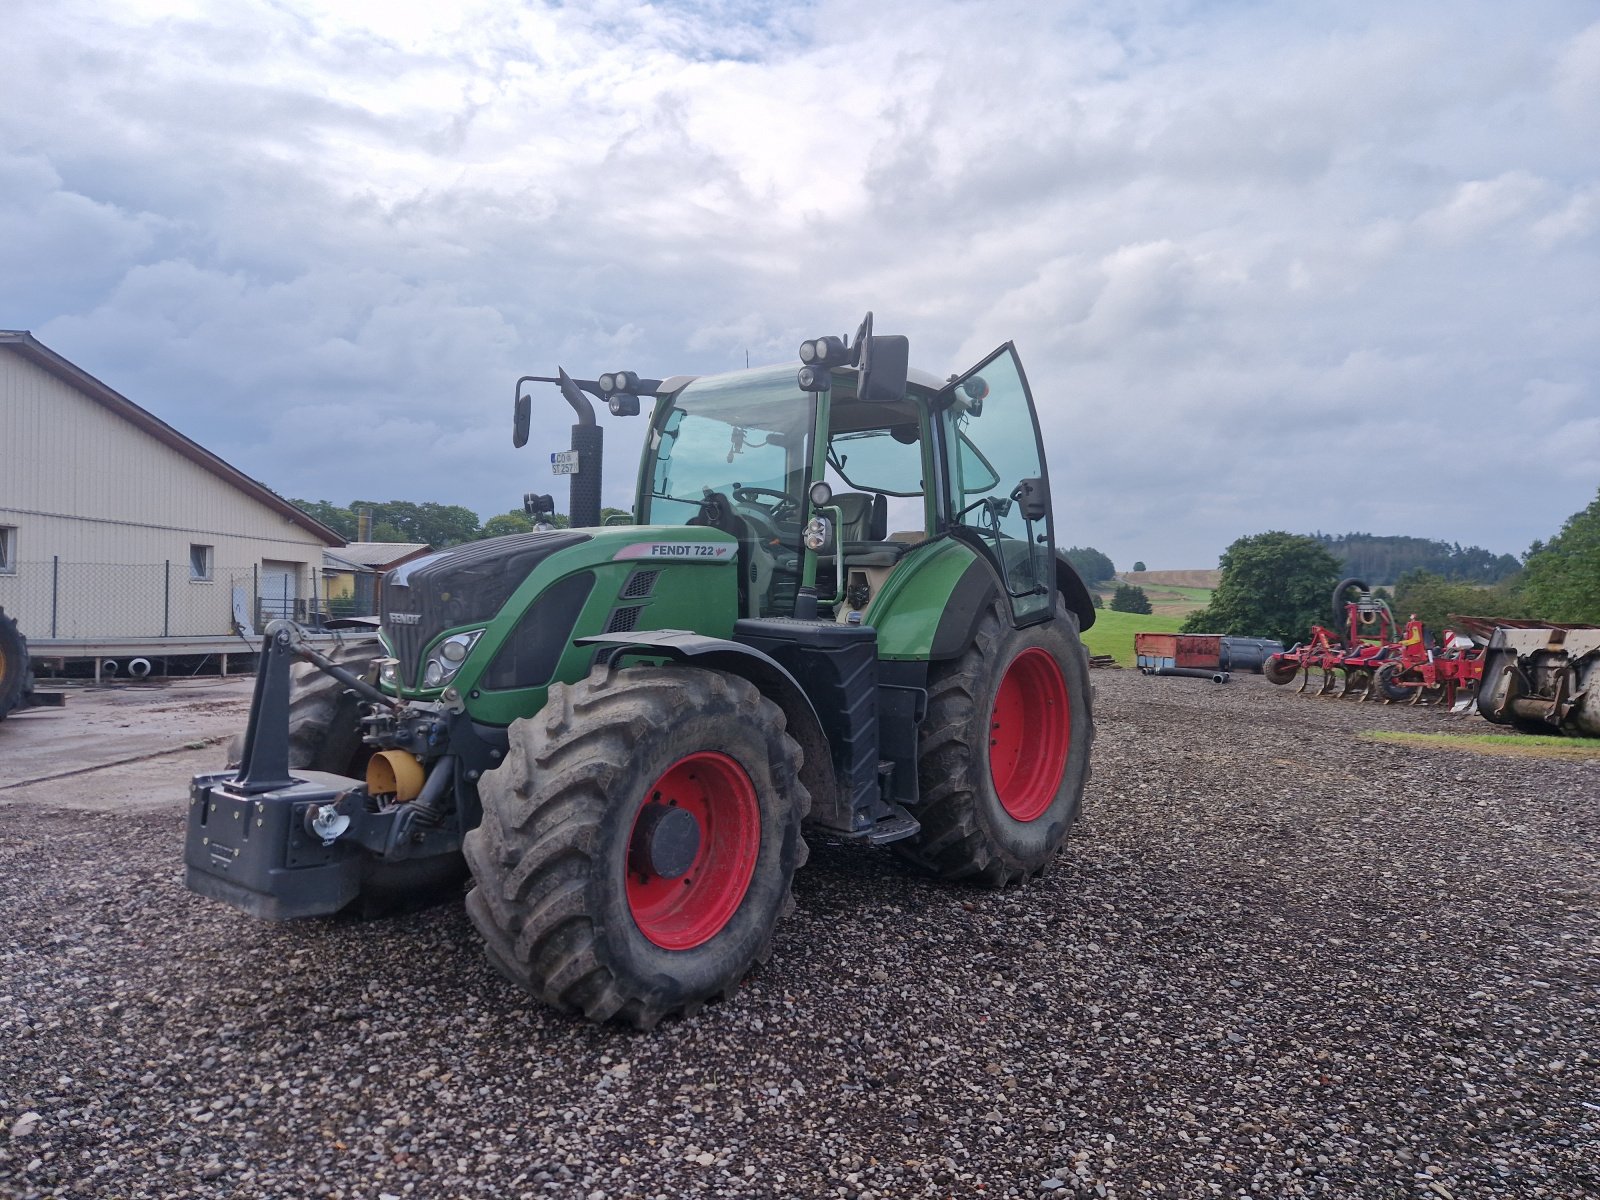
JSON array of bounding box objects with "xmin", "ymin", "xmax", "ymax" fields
[
  {"xmin": 899, "ymin": 599, "xmax": 1093, "ymax": 887},
  {"xmin": 463, "ymin": 666, "xmax": 809, "ymax": 1028}
]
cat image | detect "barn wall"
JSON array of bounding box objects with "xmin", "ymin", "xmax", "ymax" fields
[{"xmin": 0, "ymin": 349, "xmax": 329, "ymax": 639}]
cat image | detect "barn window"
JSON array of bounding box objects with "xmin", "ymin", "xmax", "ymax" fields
[
  {"xmin": 189, "ymin": 543, "xmax": 214, "ymax": 581},
  {"xmin": 0, "ymin": 526, "xmax": 15, "ymax": 574}
]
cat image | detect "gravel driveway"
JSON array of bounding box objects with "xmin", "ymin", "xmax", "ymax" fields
[{"xmin": 2, "ymin": 671, "xmax": 1595, "ymax": 1198}]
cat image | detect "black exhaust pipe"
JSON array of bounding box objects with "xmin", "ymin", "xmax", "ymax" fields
[{"xmin": 558, "ymin": 369, "xmax": 603, "ymax": 528}]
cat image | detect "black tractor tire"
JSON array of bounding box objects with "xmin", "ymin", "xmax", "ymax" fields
[
  {"xmin": 1262, "ymin": 653, "xmax": 1297, "ymax": 686},
  {"xmin": 1374, "ymin": 663, "xmax": 1414, "ymax": 703},
  {"xmin": 0, "ymin": 607, "xmax": 31, "ymax": 721},
  {"xmin": 1476, "ymin": 650, "xmax": 1515, "ymax": 725},
  {"xmin": 1332, "ymin": 577, "xmax": 1368, "ymax": 627},
  {"xmin": 463, "ymin": 666, "xmax": 810, "ymax": 1029},
  {"xmin": 897, "ymin": 597, "xmax": 1093, "ymax": 888},
  {"xmin": 224, "ymin": 638, "xmax": 379, "ymax": 772}
]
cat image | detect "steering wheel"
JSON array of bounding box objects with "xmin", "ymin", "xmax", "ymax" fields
[{"xmin": 732, "ymin": 486, "xmax": 798, "ymax": 520}]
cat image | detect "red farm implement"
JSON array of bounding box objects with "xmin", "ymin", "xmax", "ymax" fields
[{"xmin": 1262, "ymin": 578, "xmax": 1486, "ymax": 709}]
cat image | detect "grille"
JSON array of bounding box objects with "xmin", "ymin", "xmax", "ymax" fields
[
  {"xmin": 622, "ymin": 569, "xmax": 659, "ymax": 599},
  {"xmin": 382, "ymin": 530, "xmax": 589, "ymax": 686},
  {"xmin": 605, "ymin": 606, "xmax": 643, "ymax": 633}
]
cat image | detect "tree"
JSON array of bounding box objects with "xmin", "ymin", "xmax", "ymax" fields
[
  {"xmin": 481, "ymin": 510, "xmax": 536, "ymax": 538},
  {"xmin": 1092, "ymin": 592, "xmax": 1104, "ymax": 609},
  {"xmin": 1110, "ymin": 584, "xmax": 1152, "ymax": 614},
  {"xmin": 1391, "ymin": 570, "xmax": 1522, "ymax": 632},
  {"xmin": 291, "ymin": 499, "xmax": 357, "ymax": 540},
  {"xmin": 1132, "ymin": 560, "xmax": 1147, "ymax": 573},
  {"xmin": 1063, "ymin": 545, "xmax": 1115, "ymax": 583},
  {"xmin": 1181, "ymin": 531, "xmax": 1341, "ymax": 643},
  {"xmin": 1520, "ymin": 486, "xmax": 1600, "ymax": 623}
]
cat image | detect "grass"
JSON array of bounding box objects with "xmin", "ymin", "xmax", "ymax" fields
[
  {"xmin": 1361, "ymin": 730, "xmax": 1599, "ymax": 761},
  {"xmin": 1080, "ymin": 608, "xmax": 1185, "ymax": 667}
]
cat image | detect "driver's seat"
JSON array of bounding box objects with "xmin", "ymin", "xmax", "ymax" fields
[
  {"xmin": 833, "ymin": 492, "xmax": 905, "ymax": 568},
  {"xmin": 687, "ymin": 494, "xmax": 771, "ymax": 618}
]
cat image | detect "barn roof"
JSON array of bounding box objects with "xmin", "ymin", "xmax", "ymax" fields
[
  {"xmin": 336, "ymin": 542, "xmax": 434, "ymax": 569},
  {"xmin": 0, "ymin": 329, "xmax": 344, "ymax": 547}
]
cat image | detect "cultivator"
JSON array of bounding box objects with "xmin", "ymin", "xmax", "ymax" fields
[{"xmin": 1262, "ymin": 578, "xmax": 1486, "ymax": 710}]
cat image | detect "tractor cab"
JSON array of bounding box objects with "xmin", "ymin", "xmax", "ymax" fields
[{"xmin": 604, "ymin": 315, "xmax": 1060, "ymax": 630}]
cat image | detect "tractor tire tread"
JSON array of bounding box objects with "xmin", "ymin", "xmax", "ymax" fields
[
  {"xmin": 896, "ymin": 597, "xmax": 1094, "ymax": 889},
  {"xmin": 463, "ymin": 666, "xmax": 809, "ymax": 1029},
  {"xmin": 0, "ymin": 607, "xmax": 32, "ymax": 722}
]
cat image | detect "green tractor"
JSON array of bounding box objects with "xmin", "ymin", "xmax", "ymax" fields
[{"xmin": 185, "ymin": 314, "xmax": 1096, "ymax": 1028}]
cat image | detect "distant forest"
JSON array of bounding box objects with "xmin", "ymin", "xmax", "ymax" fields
[{"xmin": 1309, "ymin": 532, "xmax": 1520, "ymax": 585}]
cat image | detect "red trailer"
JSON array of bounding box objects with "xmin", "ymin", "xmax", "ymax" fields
[{"xmin": 1136, "ymin": 633, "xmax": 1228, "ymax": 681}]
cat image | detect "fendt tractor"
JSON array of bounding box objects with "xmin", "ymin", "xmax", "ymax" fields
[{"xmin": 185, "ymin": 314, "xmax": 1097, "ymax": 1027}]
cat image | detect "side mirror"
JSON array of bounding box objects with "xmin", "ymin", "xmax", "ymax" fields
[
  {"xmin": 513, "ymin": 394, "xmax": 532, "ymax": 448},
  {"xmin": 1014, "ymin": 477, "xmax": 1048, "ymax": 523},
  {"xmin": 859, "ymin": 334, "xmax": 909, "ymax": 402}
]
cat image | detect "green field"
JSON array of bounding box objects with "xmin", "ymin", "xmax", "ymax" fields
[{"xmin": 1080, "ymin": 608, "xmax": 1185, "ymax": 666}]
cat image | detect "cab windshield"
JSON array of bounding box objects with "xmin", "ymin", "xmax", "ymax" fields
[{"xmin": 640, "ymin": 365, "xmax": 816, "ymax": 617}]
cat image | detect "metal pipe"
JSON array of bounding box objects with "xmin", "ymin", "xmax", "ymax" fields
[
  {"xmin": 295, "ymin": 641, "xmax": 397, "ymax": 710},
  {"xmin": 1150, "ymin": 666, "xmax": 1229, "ymax": 683}
]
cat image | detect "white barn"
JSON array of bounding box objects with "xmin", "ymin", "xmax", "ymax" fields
[{"xmin": 0, "ymin": 330, "xmax": 343, "ymax": 647}]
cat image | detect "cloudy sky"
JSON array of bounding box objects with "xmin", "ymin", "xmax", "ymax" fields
[{"xmin": 4, "ymin": 0, "xmax": 1597, "ymax": 568}]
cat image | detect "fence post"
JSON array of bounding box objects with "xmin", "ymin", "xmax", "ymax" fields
[
  {"xmin": 163, "ymin": 560, "xmax": 171, "ymax": 637},
  {"xmin": 50, "ymin": 555, "xmax": 59, "ymax": 638},
  {"xmin": 252, "ymin": 563, "xmax": 259, "ymax": 630}
]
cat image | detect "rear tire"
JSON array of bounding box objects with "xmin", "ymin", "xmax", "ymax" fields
[
  {"xmin": 898, "ymin": 598, "xmax": 1093, "ymax": 887},
  {"xmin": 463, "ymin": 667, "xmax": 809, "ymax": 1028},
  {"xmin": 0, "ymin": 608, "xmax": 30, "ymax": 721}
]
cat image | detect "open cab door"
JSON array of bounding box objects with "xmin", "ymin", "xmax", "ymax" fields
[{"xmin": 938, "ymin": 344, "xmax": 1056, "ymax": 625}]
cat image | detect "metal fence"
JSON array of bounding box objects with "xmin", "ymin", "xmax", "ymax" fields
[{"xmin": 0, "ymin": 559, "xmax": 378, "ymax": 641}]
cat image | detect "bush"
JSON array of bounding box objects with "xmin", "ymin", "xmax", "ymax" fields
[
  {"xmin": 1132, "ymin": 560, "xmax": 1147, "ymax": 573},
  {"xmin": 1110, "ymin": 584, "xmax": 1153, "ymax": 614}
]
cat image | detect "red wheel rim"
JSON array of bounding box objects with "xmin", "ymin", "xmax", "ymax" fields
[
  {"xmin": 989, "ymin": 647, "xmax": 1071, "ymax": 822},
  {"xmin": 625, "ymin": 751, "xmax": 760, "ymax": 950}
]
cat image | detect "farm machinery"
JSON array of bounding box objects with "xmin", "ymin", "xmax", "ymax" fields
[
  {"xmin": 184, "ymin": 313, "xmax": 1098, "ymax": 1027},
  {"xmin": 1262, "ymin": 578, "xmax": 1485, "ymax": 707},
  {"xmin": 1476, "ymin": 620, "xmax": 1600, "ymax": 736},
  {"xmin": 0, "ymin": 606, "xmax": 62, "ymax": 721}
]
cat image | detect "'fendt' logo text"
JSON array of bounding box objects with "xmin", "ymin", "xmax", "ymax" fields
[
  {"xmin": 612, "ymin": 542, "xmax": 735, "ymax": 562},
  {"xmin": 387, "ymin": 613, "xmax": 422, "ymax": 624}
]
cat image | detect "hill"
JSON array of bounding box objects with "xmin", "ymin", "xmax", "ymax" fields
[{"xmin": 1122, "ymin": 569, "xmax": 1220, "ymax": 589}]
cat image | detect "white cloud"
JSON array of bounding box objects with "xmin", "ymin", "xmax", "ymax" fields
[{"xmin": 2, "ymin": 0, "xmax": 1597, "ymax": 568}]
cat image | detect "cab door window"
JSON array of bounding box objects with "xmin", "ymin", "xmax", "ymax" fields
[{"xmin": 940, "ymin": 344, "xmax": 1054, "ymax": 623}]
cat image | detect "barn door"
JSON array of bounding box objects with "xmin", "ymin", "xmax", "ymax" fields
[{"xmin": 259, "ymin": 560, "xmax": 299, "ymax": 623}]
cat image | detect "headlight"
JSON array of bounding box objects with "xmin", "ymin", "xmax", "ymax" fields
[
  {"xmin": 803, "ymin": 516, "xmax": 832, "ymax": 552},
  {"xmin": 422, "ymin": 630, "xmax": 483, "ymax": 690},
  {"xmin": 378, "ymin": 659, "xmax": 399, "ymax": 687}
]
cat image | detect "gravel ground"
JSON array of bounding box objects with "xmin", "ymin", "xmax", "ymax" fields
[{"xmin": 2, "ymin": 671, "xmax": 1596, "ymax": 1199}]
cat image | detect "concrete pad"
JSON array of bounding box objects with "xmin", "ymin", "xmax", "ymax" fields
[{"xmin": 0, "ymin": 678, "xmax": 255, "ymax": 811}]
